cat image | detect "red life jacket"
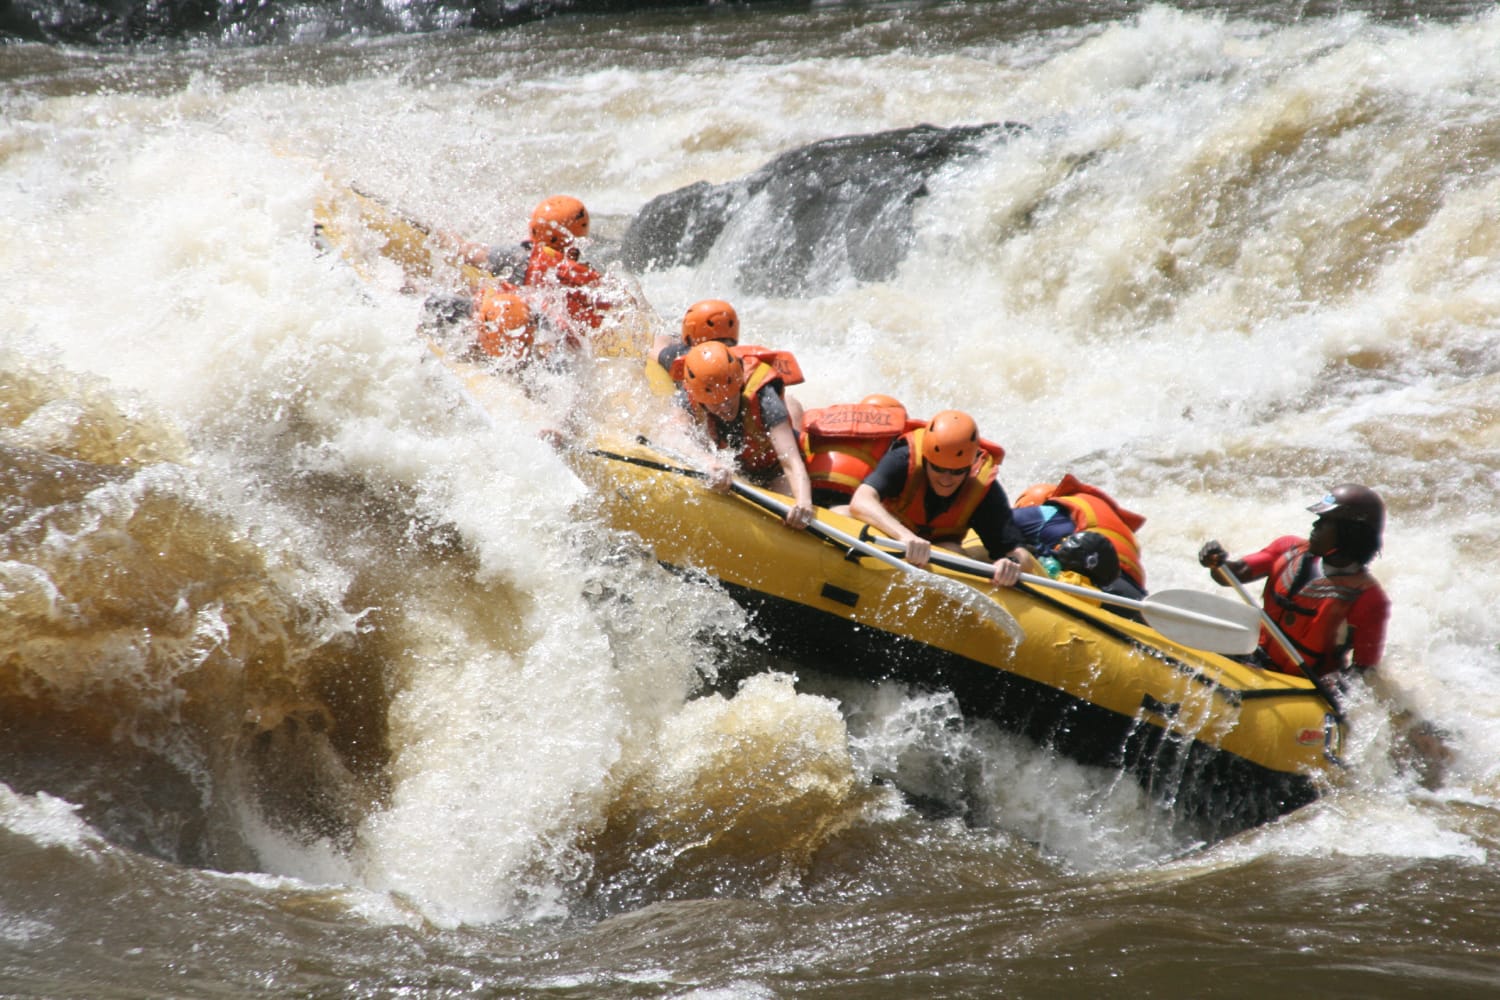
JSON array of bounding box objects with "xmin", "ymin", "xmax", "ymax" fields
[
  {"xmin": 1260, "ymin": 542, "xmax": 1380, "ymax": 678},
  {"xmin": 669, "ymin": 344, "xmax": 805, "ymax": 387},
  {"xmin": 799, "ymin": 404, "xmax": 916, "ymax": 501},
  {"xmin": 524, "ymin": 244, "xmax": 608, "ymax": 344},
  {"xmin": 885, "ymin": 427, "xmax": 1001, "ymax": 544},
  {"xmin": 700, "ymin": 361, "xmax": 783, "ymax": 475},
  {"xmin": 1036, "ymin": 474, "xmax": 1148, "ymax": 589}
]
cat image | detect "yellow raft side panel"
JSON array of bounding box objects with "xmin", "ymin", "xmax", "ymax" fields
[
  {"xmin": 314, "ymin": 188, "xmax": 451, "ymax": 286},
  {"xmin": 570, "ymin": 437, "xmax": 1340, "ymax": 783}
]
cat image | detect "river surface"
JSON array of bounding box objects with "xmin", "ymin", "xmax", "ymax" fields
[{"xmin": 4, "ymin": 2, "xmax": 1500, "ymax": 996}]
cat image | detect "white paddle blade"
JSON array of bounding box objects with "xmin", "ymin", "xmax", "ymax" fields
[{"xmin": 1143, "ymin": 589, "xmax": 1264, "ymax": 655}]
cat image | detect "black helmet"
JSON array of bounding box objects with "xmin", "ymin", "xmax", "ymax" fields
[
  {"xmin": 1307, "ymin": 483, "xmax": 1385, "ymax": 535},
  {"xmin": 1055, "ymin": 531, "xmax": 1120, "ymax": 587}
]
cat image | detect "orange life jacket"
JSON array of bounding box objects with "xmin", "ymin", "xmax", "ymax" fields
[
  {"xmin": 1035, "ymin": 474, "xmax": 1148, "ymax": 589},
  {"xmin": 1260, "ymin": 542, "xmax": 1380, "ymax": 678},
  {"xmin": 885, "ymin": 427, "xmax": 1001, "ymax": 544},
  {"xmin": 699, "ymin": 361, "xmax": 783, "ymax": 475},
  {"xmin": 524, "ymin": 244, "xmax": 608, "ymax": 343},
  {"xmin": 669, "ymin": 344, "xmax": 805, "ymax": 388},
  {"xmin": 799, "ymin": 404, "xmax": 916, "ymax": 500}
]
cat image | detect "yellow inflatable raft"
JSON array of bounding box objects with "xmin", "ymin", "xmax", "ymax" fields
[
  {"xmin": 311, "ymin": 174, "xmax": 1343, "ymax": 835},
  {"xmin": 568, "ymin": 436, "xmax": 1346, "ymax": 836}
]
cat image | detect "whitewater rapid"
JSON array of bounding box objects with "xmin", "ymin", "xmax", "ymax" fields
[{"xmin": 4, "ymin": 4, "xmax": 1499, "ymax": 933}]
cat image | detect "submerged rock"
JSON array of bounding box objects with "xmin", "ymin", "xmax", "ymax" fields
[{"xmin": 621, "ymin": 121, "xmax": 1027, "ymax": 297}]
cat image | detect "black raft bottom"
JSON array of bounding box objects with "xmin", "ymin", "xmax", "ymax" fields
[{"xmin": 712, "ymin": 579, "xmax": 1320, "ymax": 842}]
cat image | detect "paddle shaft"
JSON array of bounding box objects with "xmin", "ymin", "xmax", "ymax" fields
[
  {"xmin": 866, "ymin": 538, "xmax": 1245, "ymax": 631},
  {"xmin": 728, "ymin": 479, "xmax": 1024, "ymax": 643},
  {"xmin": 729, "ymin": 482, "xmax": 911, "ymax": 575},
  {"xmin": 350, "ymin": 183, "xmax": 433, "ymax": 235},
  {"xmin": 1215, "ymin": 565, "xmax": 1346, "ymax": 721}
]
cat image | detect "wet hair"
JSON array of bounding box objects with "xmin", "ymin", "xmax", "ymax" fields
[{"xmin": 1332, "ymin": 519, "xmax": 1382, "ymax": 565}]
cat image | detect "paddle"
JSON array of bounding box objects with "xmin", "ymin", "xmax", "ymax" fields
[
  {"xmin": 1212, "ymin": 569, "xmax": 1368, "ymax": 728},
  {"xmin": 727, "ymin": 478, "xmax": 1024, "ymax": 646},
  {"xmin": 1215, "ymin": 564, "xmax": 1451, "ymax": 784},
  {"xmin": 1212, "ymin": 566, "xmax": 1345, "ymax": 721},
  {"xmin": 861, "ymin": 537, "xmax": 1262, "ymax": 656}
]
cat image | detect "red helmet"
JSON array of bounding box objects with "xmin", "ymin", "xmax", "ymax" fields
[
  {"xmin": 682, "ymin": 341, "xmax": 744, "ymax": 408},
  {"xmin": 1308, "ymin": 483, "xmax": 1386, "ymax": 534},
  {"xmin": 529, "ymin": 195, "xmax": 590, "ymax": 250},
  {"xmin": 922, "ymin": 410, "xmax": 980, "ymax": 470},
  {"xmin": 681, "ymin": 299, "xmax": 739, "ymax": 345}
]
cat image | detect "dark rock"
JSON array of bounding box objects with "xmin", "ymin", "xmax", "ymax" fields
[
  {"xmin": 621, "ymin": 121, "xmax": 1028, "ymax": 296},
  {"xmin": 0, "ymin": 0, "xmax": 795, "ymax": 45}
]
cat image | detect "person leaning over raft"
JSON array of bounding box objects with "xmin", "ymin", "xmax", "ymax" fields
[
  {"xmin": 1198, "ymin": 483, "xmax": 1390, "ymax": 682},
  {"xmin": 849, "ymin": 409, "xmax": 1032, "ymax": 587},
  {"xmin": 448, "ymin": 194, "xmax": 592, "ymax": 286},
  {"xmin": 671, "ymin": 341, "xmax": 815, "ymax": 531},
  {"xmin": 465, "ymin": 287, "xmax": 536, "ymax": 369},
  {"xmin": 650, "ymin": 298, "xmax": 739, "ymax": 375},
  {"xmin": 442, "ymin": 195, "xmax": 612, "ymax": 348},
  {"xmin": 1012, "ymin": 474, "xmax": 1149, "ymax": 600},
  {"xmin": 1045, "ymin": 532, "xmax": 1145, "ymax": 623},
  {"xmin": 649, "ymin": 298, "xmax": 806, "ymax": 430}
]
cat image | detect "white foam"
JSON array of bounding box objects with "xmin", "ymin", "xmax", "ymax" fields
[{"xmin": 6, "ymin": 7, "xmax": 1500, "ymax": 916}]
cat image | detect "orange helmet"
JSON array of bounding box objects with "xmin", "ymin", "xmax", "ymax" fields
[
  {"xmin": 859, "ymin": 393, "xmax": 908, "ymax": 423},
  {"xmin": 529, "ymin": 195, "xmax": 590, "ymax": 250},
  {"xmin": 681, "ymin": 299, "xmax": 739, "ymax": 345},
  {"xmin": 860, "ymin": 393, "xmax": 903, "ymax": 409},
  {"xmin": 682, "ymin": 341, "xmax": 745, "ymax": 408},
  {"xmin": 922, "ymin": 410, "xmax": 980, "ymax": 470},
  {"xmin": 473, "ymin": 288, "xmax": 533, "ymax": 360},
  {"xmin": 1015, "ymin": 483, "xmax": 1055, "ymax": 508}
]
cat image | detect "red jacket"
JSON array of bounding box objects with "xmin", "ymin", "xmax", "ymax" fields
[{"xmin": 524, "ymin": 244, "xmax": 608, "ymax": 345}]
